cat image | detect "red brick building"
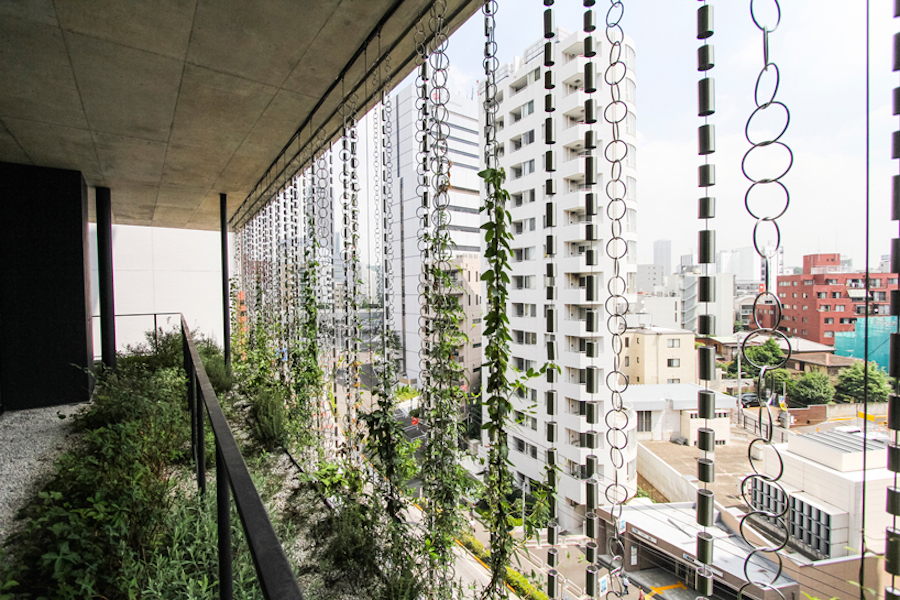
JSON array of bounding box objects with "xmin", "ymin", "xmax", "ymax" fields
[{"xmin": 761, "ymin": 253, "xmax": 898, "ymax": 345}]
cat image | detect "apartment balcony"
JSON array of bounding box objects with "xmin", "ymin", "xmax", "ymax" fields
[
  {"xmin": 559, "ymin": 220, "xmax": 591, "ymax": 245},
  {"xmin": 560, "ymin": 317, "xmax": 589, "ymax": 337},
  {"xmin": 559, "ymin": 91, "xmax": 586, "ymax": 121},
  {"xmin": 557, "ymin": 154, "xmax": 586, "ymax": 184},
  {"xmin": 559, "ymin": 349, "xmax": 601, "ymax": 369},
  {"xmin": 559, "ymin": 120, "xmax": 591, "ymax": 150},
  {"xmin": 558, "ymin": 54, "xmax": 587, "ymax": 88},
  {"xmin": 557, "ymin": 253, "xmax": 589, "ymax": 274}
]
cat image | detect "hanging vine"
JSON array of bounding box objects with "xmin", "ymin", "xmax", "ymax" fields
[
  {"xmin": 289, "ymin": 176, "xmax": 322, "ymax": 457},
  {"xmin": 414, "ymin": 2, "xmax": 468, "ymax": 596}
]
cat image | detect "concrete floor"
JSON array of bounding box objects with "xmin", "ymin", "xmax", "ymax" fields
[{"xmin": 641, "ymin": 427, "xmax": 760, "ymax": 511}]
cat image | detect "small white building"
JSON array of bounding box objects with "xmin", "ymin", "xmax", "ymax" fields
[
  {"xmin": 754, "ymin": 429, "xmax": 892, "ymax": 559},
  {"xmin": 624, "ymin": 383, "xmax": 736, "ymax": 445}
]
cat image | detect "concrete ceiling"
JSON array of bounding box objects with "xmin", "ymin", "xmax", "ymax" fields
[{"xmin": 0, "ymin": 0, "xmax": 479, "ymax": 230}]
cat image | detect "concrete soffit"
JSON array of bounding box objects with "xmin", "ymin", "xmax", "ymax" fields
[{"xmin": 0, "ymin": 0, "xmax": 480, "ymax": 231}]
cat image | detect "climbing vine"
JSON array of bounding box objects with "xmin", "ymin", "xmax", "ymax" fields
[
  {"xmin": 479, "ymin": 166, "xmax": 550, "ymax": 599},
  {"xmin": 288, "ymin": 210, "xmax": 322, "ymax": 457}
]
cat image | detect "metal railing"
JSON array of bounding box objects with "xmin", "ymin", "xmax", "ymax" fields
[{"xmin": 180, "ymin": 315, "xmax": 303, "ymax": 600}]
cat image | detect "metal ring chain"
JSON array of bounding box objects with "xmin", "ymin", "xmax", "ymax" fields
[
  {"xmin": 739, "ymin": 2, "xmax": 793, "ymax": 598},
  {"xmin": 600, "ymin": 4, "xmax": 631, "ymax": 599}
]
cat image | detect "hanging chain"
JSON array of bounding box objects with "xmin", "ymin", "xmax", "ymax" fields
[
  {"xmin": 602, "ymin": 1, "xmax": 630, "ymax": 596},
  {"xmin": 539, "ymin": 2, "xmax": 563, "ymax": 599},
  {"xmin": 339, "ymin": 91, "xmax": 363, "ymax": 467},
  {"xmin": 887, "ymin": 4, "xmax": 900, "ymax": 599},
  {"xmin": 739, "ymin": 2, "xmax": 793, "ymax": 599},
  {"xmin": 314, "ymin": 131, "xmax": 336, "ymax": 457},
  {"xmin": 694, "ymin": 3, "xmax": 717, "ymax": 599},
  {"xmin": 421, "ymin": 1, "xmax": 463, "ymax": 595}
]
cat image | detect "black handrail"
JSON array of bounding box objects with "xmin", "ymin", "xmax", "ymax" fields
[{"xmin": 180, "ymin": 316, "xmax": 303, "ymax": 600}]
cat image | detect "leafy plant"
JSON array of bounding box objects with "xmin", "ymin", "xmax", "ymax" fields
[
  {"xmin": 478, "ymin": 166, "xmax": 550, "ymax": 599},
  {"xmin": 0, "ymin": 357, "xmax": 189, "ymax": 599},
  {"xmin": 791, "ymin": 371, "xmax": 835, "ymax": 405},
  {"xmin": 726, "ymin": 338, "xmax": 783, "ymax": 378},
  {"xmin": 835, "ymin": 361, "xmax": 891, "ymax": 403},
  {"xmin": 249, "ymin": 385, "xmax": 289, "ymax": 450}
]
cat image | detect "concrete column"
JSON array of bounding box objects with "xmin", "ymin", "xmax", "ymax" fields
[
  {"xmin": 0, "ymin": 162, "xmax": 93, "ymax": 411},
  {"xmin": 220, "ymin": 193, "xmax": 231, "ymax": 373},
  {"xmin": 96, "ymin": 187, "xmax": 116, "ymax": 370}
]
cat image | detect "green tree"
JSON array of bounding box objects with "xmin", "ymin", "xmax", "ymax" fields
[
  {"xmin": 726, "ymin": 338, "xmax": 783, "ymax": 378},
  {"xmin": 835, "ymin": 362, "xmax": 891, "ymax": 403},
  {"xmin": 791, "ymin": 371, "xmax": 835, "ymax": 405},
  {"xmin": 734, "ymin": 319, "xmax": 744, "ymax": 333}
]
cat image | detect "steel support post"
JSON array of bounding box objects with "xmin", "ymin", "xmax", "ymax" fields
[
  {"xmin": 220, "ymin": 194, "xmax": 231, "ymax": 374},
  {"xmin": 96, "ymin": 187, "xmax": 116, "ymax": 370}
]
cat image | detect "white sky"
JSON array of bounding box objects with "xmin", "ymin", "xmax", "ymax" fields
[{"xmin": 407, "ymin": 0, "xmax": 899, "ymax": 271}]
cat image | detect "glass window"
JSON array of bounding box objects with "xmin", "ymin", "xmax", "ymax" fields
[
  {"xmin": 637, "ymin": 411, "xmax": 652, "ymax": 432},
  {"xmin": 667, "ymin": 358, "xmax": 680, "ymax": 367},
  {"xmin": 667, "ymin": 338, "xmax": 681, "ymax": 348}
]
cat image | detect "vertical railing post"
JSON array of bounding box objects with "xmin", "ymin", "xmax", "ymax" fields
[
  {"xmin": 184, "ymin": 324, "xmax": 197, "ymax": 468},
  {"xmin": 154, "ymin": 313, "xmax": 159, "ymax": 352},
  {"xmin": 216, "ymin": 442, "xmax": 233, "ymax": 600},
  {"xmin": 197, "ymin": 376, "xmax": 207, "ymax": 494}
]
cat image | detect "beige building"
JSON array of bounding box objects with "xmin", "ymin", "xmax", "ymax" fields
[
  {"xmin": 449, "ymin": 253, "xmax": 483, "ymax": 394},
  {"xmin": 623, "ymin": 326, "xmax": 697, "ymax": 385}
]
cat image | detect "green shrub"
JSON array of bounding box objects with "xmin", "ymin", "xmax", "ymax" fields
[
  {"xmin": 504, "ymin": 566, "xmax": 549, "ymax": 600},
  {"xmin": 250, "ymin": 386, "xmax": 288, "ymax": 450},
  {"xmin": 0, "ymin": 365, "xmax": 189, "ymax": 599},
  {"xmin": 459, "ymin": 534, "xmax": 548, "ymax": 600},
  {"xmin": 203, "ymin": 353, "xmax": 234, "ymax": 396}
]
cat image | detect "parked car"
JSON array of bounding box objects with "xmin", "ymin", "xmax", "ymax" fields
[{"xmin": 740, "ymin": 393, "xmax": 759, "ymax": 407}]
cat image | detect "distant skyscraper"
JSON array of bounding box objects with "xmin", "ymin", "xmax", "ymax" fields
[
  {"xmin": 388, "ymin": 83, "xmax": 482, "ymax": 392},
  {"xmin": 654, "ymin": 239, "xmax": 672, "ymax": 275}
]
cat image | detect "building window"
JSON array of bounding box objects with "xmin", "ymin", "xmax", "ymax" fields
[
  {"xmin": 624, "ymin": 356, "xmax": 630, "ymax": 367},
  {"xmin": 667, "ymin": 378, "xmax": 681, "ymax": 384},
  {"xmin": 824, "ymin": 318, "xmax": 834, "ymax": 324},
  {"xmin": 834, "ymin": 304, "xmax": 845, "ymax": 312},
  {"xmin": 637, "ymin": 411, "xmax": 652, "ymax": 432},
  {"xmin": 821, "ymin": 305, "xmax": 831, "ymax": 312},
  {"xmin": 832, "ymin": 292, "xmax": 841, "ymax": 299},
  {"xmin": 824, "ymin": 331, "xmax": 834, "ymax": 338},
  {"xmin": 667, "ymin": 358, "xmax": 680, "ymax": 367},
  {"xmin": 667, "ymin": 338, "xmax": 681, "ymax": 348}
]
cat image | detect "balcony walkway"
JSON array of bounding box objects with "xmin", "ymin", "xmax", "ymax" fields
[{"xmin": 0, "ymin": 402, "xmax": 85, "ymax": 542}]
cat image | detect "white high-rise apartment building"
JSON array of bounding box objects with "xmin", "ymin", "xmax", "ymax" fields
[
  {"xmin": 483, "ymin": 29, "xmax": 639, "ymax": 531},
  {"xmin": 389, "ymin": 83, "xmax": 483, "ymax": 393}
]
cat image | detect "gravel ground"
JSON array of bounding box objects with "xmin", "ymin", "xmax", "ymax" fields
[{"xmin": 0, "ymin": 403, "xmax": 86, "ymax": 543}]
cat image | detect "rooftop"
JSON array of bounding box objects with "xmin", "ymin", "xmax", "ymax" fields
[
  {"xmin": 624, "ymin": 383, "xmax": 737, "ymax": 412},
  {"xmin": 788, "ymin": 352, "xmax": 860, "ymax": 368},
  {"xmin": 622, "ymin": 502, "xmax": 797, "ymax": 592},
  {"xmin": 786, "ymin": 429, "xmax": 891, "ymax": 473},
  {"xmin": 626, "ymin": 326, "xmax": 694, "ymax": 336}
]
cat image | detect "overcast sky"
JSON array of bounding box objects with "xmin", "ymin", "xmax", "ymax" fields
[{"xmin": 416, "ymin": 0, "xmax": 897, "ymax": 271}]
